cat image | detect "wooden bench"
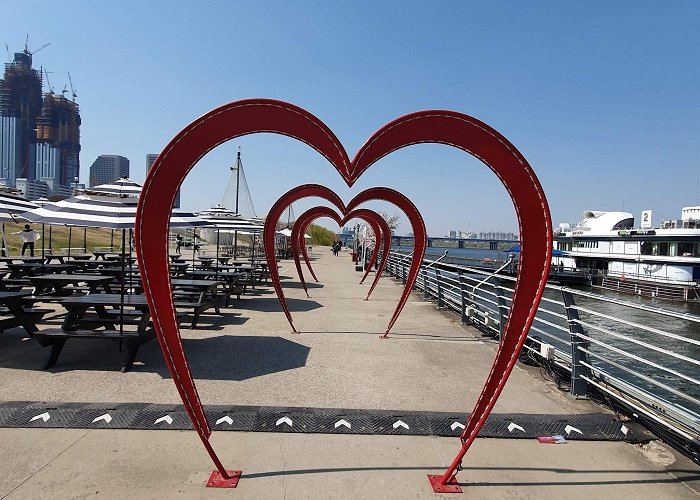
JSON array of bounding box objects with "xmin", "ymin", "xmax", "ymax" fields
[
  {"xmin": 33, "ymin": 328, "xmax": 151, "ymax": 373},
  {"xmin": 0, "ymin": 307, "xmax": 52, "ymax": 332}
]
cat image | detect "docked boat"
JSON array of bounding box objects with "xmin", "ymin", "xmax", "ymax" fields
[{"xmin": 553, "ymin": 207, "xmax": 700, "ymax": 301}]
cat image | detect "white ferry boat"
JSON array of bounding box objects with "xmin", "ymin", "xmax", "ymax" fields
[{"xmin": 553, "ymin": 207, "xmax": 700, "ymax": 301}]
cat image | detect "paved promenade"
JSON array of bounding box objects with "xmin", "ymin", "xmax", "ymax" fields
[{"xmin": 0, "ymin": 247, "xmax": 697, "ymax": 498}]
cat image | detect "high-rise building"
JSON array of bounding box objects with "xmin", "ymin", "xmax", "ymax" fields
[
  {"xmin": 89, "ymin": 155, "xmax": 129, "ymax": 186},
  {"xmin": 0, "ymin": 49, "xmax": 42, "ymax": 186},
  {"xmin": 146, "ymin": 153, "xmax": 180, "ymax": 207},
  {"xmin": 0, "ymin": 45, "xmax": 82, "ymax": 200},
  {"xmin": 35, "ymin": 93, "xmax": 81, "ymax": 186}
]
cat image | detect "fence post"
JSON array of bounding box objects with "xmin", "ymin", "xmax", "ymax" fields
[
  {"xmin": 561, "ymin": 290, "xmax": 589, "ymax": 398},
  {"xmin": 435, "ymin": 269, "xmax": 443, "ymax": 308},
  {"xmin": 459, "ymin": 270, "xmax": 467, "ymax": 324},
  {"xmin": 493, "ymin": 277, "xmax": 506, "ymax": 337},
  {"xmin": 422, "ymin": 268, "xmax": 429, "ymax": 299}
]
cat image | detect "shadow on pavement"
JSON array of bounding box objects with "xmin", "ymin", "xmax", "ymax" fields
[
  {"xmin": 171, "ymin": 335, "xmax": 310, "ymax": 381},
  {"xmin": 232, "ymin": 297, "xmax": 322, "ymax": 312}
]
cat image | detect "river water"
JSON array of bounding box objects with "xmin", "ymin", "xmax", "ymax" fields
[{"xmin": 393, "ymin": 245, "xmax": 700, "ymax": 420}]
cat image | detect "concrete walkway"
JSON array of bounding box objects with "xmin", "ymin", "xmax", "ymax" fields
[{"xmin": 0, "ymin": 247, "xmax": 697, "ymax": 498}]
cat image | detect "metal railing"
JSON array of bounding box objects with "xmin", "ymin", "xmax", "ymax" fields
[{"xmin": 386, "ymin": 250, "xmax": 700, "ymax": 449}]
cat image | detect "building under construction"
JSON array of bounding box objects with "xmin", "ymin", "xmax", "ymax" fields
[{"xmin": 0, "ymin": 43, "xmax": 81, "ymax": 199}]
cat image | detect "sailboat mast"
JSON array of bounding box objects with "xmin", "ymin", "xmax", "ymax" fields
[{"xmin": 235, "ymin": 147, "xmax": 241, "ymax": 213}]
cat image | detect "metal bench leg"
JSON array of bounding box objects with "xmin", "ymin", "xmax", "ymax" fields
[
  {"xmin": 122, "ymin": 341, "xmax": 140, "ymax": 373},
  {"xmin": 190, "ymin": 309, "xmax": 201, "ymax": 329},
  {"xmin": 44, "ymin": 339, "xmax": 67, "ymax": 369}
]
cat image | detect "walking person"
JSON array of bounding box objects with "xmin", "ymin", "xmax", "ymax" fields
[
  {"xmin": 14, "ymin": 224, "xmax": 40, "ymax": 256},
  {"xmin": 176, "ymin": 234, "xmax": 183, "ymax": 253}
]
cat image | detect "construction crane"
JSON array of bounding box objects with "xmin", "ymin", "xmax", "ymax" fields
[
  {"xmin": 43, "ymin": 68, "xmax": 55, "ymax": 94},
  {"xmin": 68, "ymin": 72, "xmax": 77, "ymax": 100},
  {"xmin": 24, "ymin": 35, "xmax": 50, "ymax": 56},
  {"xmin": 4, "ymin": 44, "xmax": 10, "ymax": 62}
]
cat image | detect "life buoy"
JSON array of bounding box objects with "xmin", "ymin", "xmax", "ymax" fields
[{"xmin": 619, "ymin": 274, "xmax": 626, "ymax": 282}]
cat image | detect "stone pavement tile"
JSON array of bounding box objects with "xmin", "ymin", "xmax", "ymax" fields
[{"xmin": 1, "ymin": 429, "xmax": 698, "ymax": 499}]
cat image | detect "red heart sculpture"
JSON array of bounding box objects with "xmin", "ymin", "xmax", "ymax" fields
[
  {"xmin": 263, "ymin": 184, "xmax": 426, "ymax": 335},
  {"xmin": 292, "ymin": 206, "xmax": 391, "ymax": 297},
  {"xmin": 135, "ymin": 99, "xmax": 552, "ymax": 491},
  {"xmin": 291, "ymin": 205, "xmax": 343, "ymax": 292}
]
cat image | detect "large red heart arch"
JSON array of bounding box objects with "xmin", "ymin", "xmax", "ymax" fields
[{"xmin": 135, "ymin": 99, "xmax": 552, "ymax": 492}]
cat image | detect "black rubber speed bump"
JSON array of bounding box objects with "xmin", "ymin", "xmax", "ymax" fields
[{"xmin": 0, "ymin": 401, "xmax": 653, "ymax": 442}]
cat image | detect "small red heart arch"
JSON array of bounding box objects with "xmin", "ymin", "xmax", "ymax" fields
[
  {"xmin": 263, "ymin": 184, "xmax": 427, "ymax": 336},
  {"xmin": 135, "ymin": 99, "xmax": 552, "ymax": 491},
  {"xmin": 291, "ymin": 205, "xmax": 391, "ymax": 297}
]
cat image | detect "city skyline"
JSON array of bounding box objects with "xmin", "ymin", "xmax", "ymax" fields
[
  {"xmin": 0, "ymin": 47, "xmax": 80, "ymax": 199},
  {"xmin": 3, "ymin": 2, "xmax": 698, "ymax": 236}
]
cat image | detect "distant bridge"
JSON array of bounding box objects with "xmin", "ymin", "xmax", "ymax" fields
[{"xmin": 391, "ymin": 235, "xmax": 518, "ymax": 250}]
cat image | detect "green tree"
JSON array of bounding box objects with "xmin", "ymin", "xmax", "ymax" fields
[{"xmin": 307, "ymin": 224, "xmax": 336, "ymax": 246}]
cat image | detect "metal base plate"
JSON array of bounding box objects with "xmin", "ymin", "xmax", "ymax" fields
[
  {"xmin": 206, "ymin": 470, "xmax": 242, "ymax": 488},
  {"xmin": 427, "ymin": 474, "xmax": 462, "ymax": 493}
]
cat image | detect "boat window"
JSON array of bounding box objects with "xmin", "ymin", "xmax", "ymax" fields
[
  {"xmin": 611, "ymin": 218, "xmax": 634, "ymax": 231},
  {"xmin": 679, "ymin": 242, "xmax": 693, "ymax": 256},
  {"xmin": 695, "ymin": 243, "xmax": 700, "ymax": 257},
  {"xmin": 641, "ymin": 241, "xmax": 653, "ymax": 255},
  {"xmin": 652, "ymin": 242, "xmax": 669, "ymax": 256},
  {"xmin": 669, "ymin": 243, "xmax": 677, "ymax": 257}
]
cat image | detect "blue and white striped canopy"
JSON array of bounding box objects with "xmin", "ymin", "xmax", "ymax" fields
[
  {"xmin": 83, "ymin": 177, "xmax": 142, "ymax": 197},
  {"xmin": 0, "ymin": 189, "xmax": 39, "ymax": 222},
  {"xmin": 22, "ymin": 194, "xmax": 205, "ymax": 229},
  {"xmin": 197, "ymin": 204, "xmax": 264, "ymax": 232}
]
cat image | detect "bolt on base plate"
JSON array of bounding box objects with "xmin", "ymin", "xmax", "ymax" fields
[
  {"xmin": 427, "ymin": 474, "xmax": 462, "ymax": 493},
  {"xmin": 206, "ymin": 470, "xmax": 242, "ymax": 488}
]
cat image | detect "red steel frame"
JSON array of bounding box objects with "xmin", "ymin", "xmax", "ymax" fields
[
  {"xmin": 291, "ymin": 206, "xmax": 391, "ymax": 300},
  {"xmin": 134, "ymin": 99, "xmax": 551, "ymax": 492},
  {"xmin": 290, "ymin": 206, "xmax": 342, "ymax": 296},
  {"xmin": 263, "ymin": 184, "xmax": 426, "ymax": 337}
]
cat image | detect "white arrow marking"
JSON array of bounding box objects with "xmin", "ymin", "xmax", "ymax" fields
[
  {"xmin": 29, "ymin": 412, "xmax": 50, "ymax": 423},
  {"xmin": 507, "ymin": 422, "xmax": 525, "ymax": 433},
  {"xmin": 276, "ymin": 416, "xmax": 293, "ymax": 427},
  {"xmin": 216, "ymin": 416, "xmax": 233, "ymax": 426},
  {"xmin": 450, "ymin": 421, "xmax": 465, "ymax": 431},
  {"xmin": 334, "ymin": 419, "xmax": 351, "ymax": 429},
  {"xmin": 92, "ymin": 413, "xmax": 112, "ymax": 424},
  {"xmin": 564, "ymin": 424, "xmax": 583, "ymax": 436},
  {"xmin": 154, "ymin": 415, "xmax": 173, "ymax": 425},
  {"xmin": 621, "ymin": 424, "xmax": 629, "ymax": 436},
  {"xmin": 392, "ymin": 420, "xmax": 409, "ymax": 430}
]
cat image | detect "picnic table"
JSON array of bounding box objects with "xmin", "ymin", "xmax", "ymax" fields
[
  {"xmin": 35, "ymin": 294, "xmax": 156, "ymax": 372},
  {"xmin": 92, "ymin": 250, "xmax": 115, "ymax": 260},
  {"xmin": 29, "ymin": 274, "xmax": 115, "ymax": 295},
  {"xmin": 6, "ymin": 262, "xmax": 77, "ymax": 278},
  {"xmin": 168, "ymin": 262, "xmax": 190, "ymax": 276},
  {"xmin": 44, "ymin": 253, "xmax": 95, "ymax": 264},
  {"xmin": 184, "ymin": 270, "xmax": 248, "ymax": 304},
  {"xmin": 33, "ymin": 291, "xmax": 218, "ymax": 371},
  {"xmin": 0, "ymin": 256, "xmax": 43, "ymax": 264},
  {"xmin": 195, "ymin": 257, "xmax": 216, "ymax": 268},
  {"xmin": 0, "ymin": 290, "xmax": 50, "ymax": 335},
  {"xmin": 170, "ymin": 278, "xmax": 222, "ymax": 302}
]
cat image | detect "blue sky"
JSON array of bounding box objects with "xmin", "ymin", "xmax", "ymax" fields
[{"xmin": 5, "ymin": 1, "xmax": 699, "ymax": 236}]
